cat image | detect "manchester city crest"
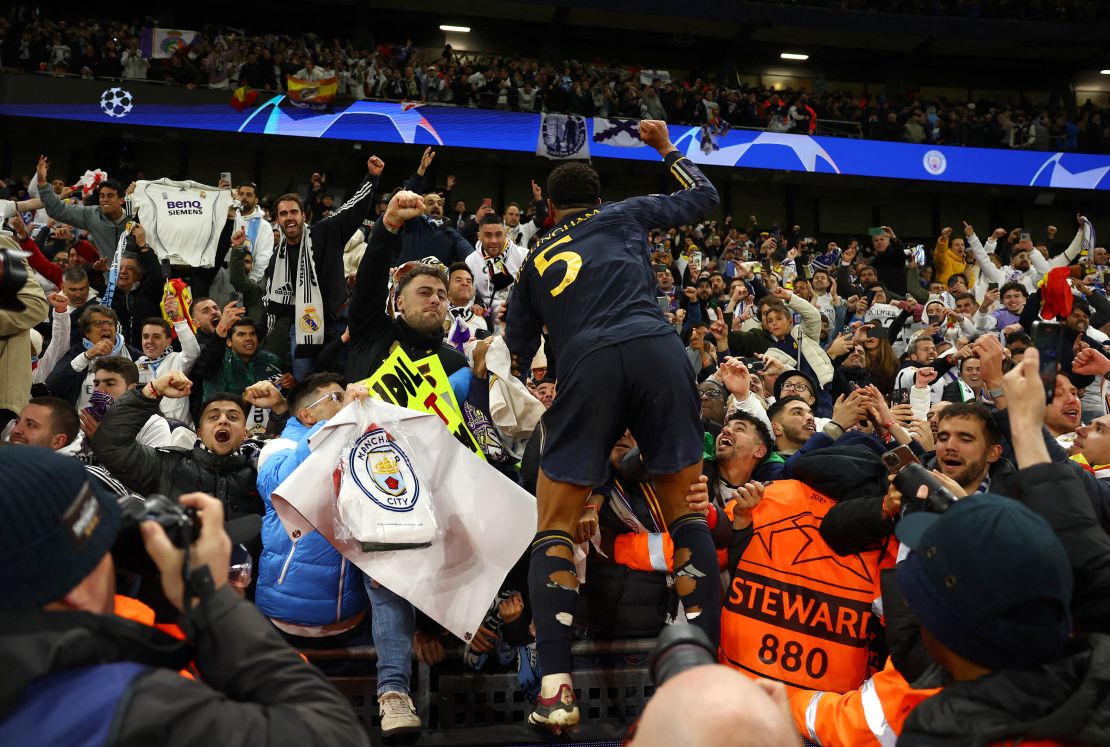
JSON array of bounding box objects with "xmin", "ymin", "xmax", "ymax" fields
[{"xmin": 350, "ymin": 428, "xmax": 420, "ymax": 512}]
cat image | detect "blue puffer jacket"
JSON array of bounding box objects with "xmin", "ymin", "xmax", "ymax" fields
[{"xmin": 256, "ymin": 418, "xmax": 369, "ymax": 626}]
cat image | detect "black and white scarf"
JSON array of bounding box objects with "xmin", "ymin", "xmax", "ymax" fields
[{"xmin": 266, "ymin": 232, "xmax": 325, "ymax": 348}]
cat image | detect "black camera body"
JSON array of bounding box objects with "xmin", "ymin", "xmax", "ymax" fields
[{"xmin": 113, "ymin": 493, "xmax": 197, "ymax": 576}]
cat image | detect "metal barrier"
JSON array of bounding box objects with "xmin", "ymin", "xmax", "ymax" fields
[
  {"xmin": 815, "ymin": 119, "xmax": 864, "ymax": 138},
  {"xmin": 305, "ymin": 639, "xmax": 655, "ymax": 747}
]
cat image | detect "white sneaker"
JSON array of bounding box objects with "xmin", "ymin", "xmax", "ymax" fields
[{"xmin": 378, "ymin": 691, "xmax": 421, "ymax": 737}]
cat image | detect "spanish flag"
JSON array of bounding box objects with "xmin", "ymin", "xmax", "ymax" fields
[
  {"xmin": 287, "ymin": 75, "xmax": 338, "ymax": 110},
  {"xmin": 161, "ymin": 278, "xmax": 196, "ymax": 337},
  {"xmin": 230, "ymin": 85, "xmax": 257, "ymax": 111}
]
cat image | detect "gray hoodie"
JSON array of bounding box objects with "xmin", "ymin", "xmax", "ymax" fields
[{"xmin": 39, "ymin": 184, "xmax": 129, "ymax": 258}]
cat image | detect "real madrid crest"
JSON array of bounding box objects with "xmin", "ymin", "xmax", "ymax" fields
[{"xmin": 299, "ymin": 304, "xmax": 322, "ymax": 334}]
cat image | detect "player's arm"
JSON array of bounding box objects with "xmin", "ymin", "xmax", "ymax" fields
[
  {"xmin": 504, "ymin": 265, "xmax": 543, "ymax": 376},
  {"xmin": 622, "ymin": 120, "xmax": 719, "ymax": 229}
]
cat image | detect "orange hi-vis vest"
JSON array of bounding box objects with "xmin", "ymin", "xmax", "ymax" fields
[
  {"xmin": 611, "ymin": 503, "xmax": 730, "ymax": 573},
  {"xmin": 113, "ymin": 595, "xmax": 194, "ymax": 680},
  {"xmin": 720, "ymin": 480, "xmax": 896, "ymax": 693},
  {"xmin": 791, "ymin": 658, "xmax": 1064, "ymax": 747}
]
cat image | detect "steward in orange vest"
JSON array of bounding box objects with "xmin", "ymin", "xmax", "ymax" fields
[
  {"xmin": 792, "ymin": 492, "xmax": 1110, "ymax": 747},
  {"xmin": 719, "ymin": 479, "xmax": 896, "ymax": 694}
]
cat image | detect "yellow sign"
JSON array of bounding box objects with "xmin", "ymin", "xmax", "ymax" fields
[{"xmin": 360, "ymin": 346, "xmax": 485, "ymax": 461}]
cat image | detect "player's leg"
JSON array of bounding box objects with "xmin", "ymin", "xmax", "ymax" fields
[
  {"xmin": 527, "ymin": 350, "xmax": 624, "ymax": 731},
  {"xmin": 624, "ymin": 335, "xmax": 722, "ymax": 647},
  {"xmin": 528, "ymin": 470, "xmax": 589, "ymax": 726}
]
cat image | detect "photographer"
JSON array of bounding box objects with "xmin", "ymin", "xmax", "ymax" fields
[
  {"xmin": 0, "ymin": 242, "xmax": 50, "ymax": 430},
  {"xmin": 0, "ymin": 448, "xmax": 368, "ymax": 746}
]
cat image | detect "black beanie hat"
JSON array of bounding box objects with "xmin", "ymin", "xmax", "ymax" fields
[{"xmin": 0, "ymin": 447, "xmax": 122, "ymax": 609}]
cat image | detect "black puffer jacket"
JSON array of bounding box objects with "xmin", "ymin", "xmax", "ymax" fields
[
  {"xmin": 346, "ymin": 219, "xmax": 469, "ymax": 382},
  {"xmin": 0, "ymin": 587, "xmax": 369, "ymax": 746},
  {"xmin": 900, "ymin": 634, "xmax": 1110, "ymax": 746},
  {"xmin": 90, "ymin": 390, "xmax": 262, "ymax": 520}
]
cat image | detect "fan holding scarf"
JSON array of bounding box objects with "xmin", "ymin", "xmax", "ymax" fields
[{"xmin": 261, "ymin": 156, "xmax": 384, "ymax": 379}]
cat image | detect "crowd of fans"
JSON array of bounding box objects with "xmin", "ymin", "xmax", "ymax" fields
[
  {"xmin": 2, "ymin": 120, "xmax": 1110, "ymax": 745},
  {"xmin": 0, "ymin": 11, "xmax": 1103, "ymax": 153}
]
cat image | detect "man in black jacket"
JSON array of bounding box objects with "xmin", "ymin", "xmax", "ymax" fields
[
  {"xmin": 110, "ymin": 225, "xmax": 165, "ymax": 349},
  {"xmin": 89, "ymin": 370, "xmax": 263, "ymax": 522},
  {"xmin": 0, "ymin": 447, "xmax": 368, "ymax": 747},
  {"xmin": 346, "ymin": 191, "xmax": 468, "ymax": 382},
  {"xmin": 262, "ymin": 156, "xmax": 382, "ymax": 380}
]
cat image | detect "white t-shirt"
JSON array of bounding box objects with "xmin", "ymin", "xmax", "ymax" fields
[{"xmin": 129, "ymin": 179, "xmax": 233, "ymax": 267}]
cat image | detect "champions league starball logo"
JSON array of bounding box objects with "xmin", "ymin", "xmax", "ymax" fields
[
  {"xmin": 349, "ymin": 428, "xmax": 421, "ymax": 512},
  {"xmin": 99, "ymin": 87, "xmax": 134, "ymax": 118}
]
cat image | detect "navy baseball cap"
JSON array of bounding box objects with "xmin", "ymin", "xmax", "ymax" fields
[{"xmin": 895, "ymin": 494, "xmax": 1072, "ymax": 669}]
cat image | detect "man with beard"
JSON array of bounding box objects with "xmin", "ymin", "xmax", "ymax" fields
[
  {"xmin": 680, "ymin": 276, "xmax": 721, "ymax": 327},
  {"xmin": 705, "ymin": 411, "xmax": 773, "ymax": 508},
  {"xmin": 931, "ymin": 403, "xmax": 1017, "ymax": 496},
  {"xmin": 765, "ymin": 391, "xmax": 872, "ymax": 461},
  {"xmin": 502, "ymin": 181, "xmax": 547, "ymax": 248},
  {"xmin": 766, "ymin": 396, "xmax": 817, "ymax": 456},
  {"xmin": 465, "ymin": 215, "xmax": 526, "ymax": 333},
  {"xmin": 444, "ymin": 263, "xmax": 489, "ymax": 347},
  {"xmin": 233, "ymin": 181, "xmax": 274, "ymax": 283},
  {"xmin": 1044, "ymin": 373, "xmax": 1083, "ymax": 450},
  {"xmin": 347, "ymin": 191, "xmax": 468, "ymax": 382},
  {"xmin": 263, "ymin": 157, "xmax": 382, "ymax": 381},
  {"xmin": 395, "ymin": 190, "xmax": 474, "ymax": 266}
]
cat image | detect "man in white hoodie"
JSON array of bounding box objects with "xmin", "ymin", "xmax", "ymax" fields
[
  {"xmin": 465, "ymin": 215, "xmax": 526, "ymax": 334},
  {"xmin": 233, "ymin": 182, "xmax": 274, "ymax": 283}
]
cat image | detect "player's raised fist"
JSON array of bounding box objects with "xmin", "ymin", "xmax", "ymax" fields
[{"xmin": 639, "ymin": 120, "xmax": 673, "ymax": 153}]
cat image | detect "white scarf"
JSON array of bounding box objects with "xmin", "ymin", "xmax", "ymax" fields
[{"xmin": 267, "ymin": 231, "xmax": 325, "ymax": 347}]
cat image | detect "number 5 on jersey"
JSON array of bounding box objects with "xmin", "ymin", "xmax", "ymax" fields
[{"xmin": 533, "ymin": 234, "xmax": 582, "ymax": 298}]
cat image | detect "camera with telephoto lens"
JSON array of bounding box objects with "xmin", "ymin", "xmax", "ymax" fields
[
  {"xmin": 0, "ymin": 245, "xmax": 30, "ymax": 311},
  {"xmin": 892, "ymin": 462, "xmax": 958, "ymax": 514},
  {"xmin": 648, "ymin": 624, "xmax": 717, "ymax": 686}
]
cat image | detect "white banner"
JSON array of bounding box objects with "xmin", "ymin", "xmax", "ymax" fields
[
  {"xmin": 593, "ymin": 118, "xmax": 645, "ymax": 148},
  {"xmin": 271, "ymin": 398, "xmax": 537, "ymax": 642},
  {"xmin": 537, "ymin": 113, "xmax": 590, "ymax": 160},
  {"xmin": 141, "ymin": 28, "xmax": 199, "ymax": 59}
]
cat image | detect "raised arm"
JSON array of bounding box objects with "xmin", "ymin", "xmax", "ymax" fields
[
  {"xmin": 89, "ymin": 388, "xmax": 166, "ymax": 495},
  {"xmin": 1034, "ymin": 215, "xmax": 1087, "ymax": 273},
  {"xmin": 314, "ymin": 156, "xmax": 382, "ymax": 247},
  {"xmin": 620, "ymin": 120, "xmax": 720, "ymax": 229},
  {"xmin": 965, "ymin": 224, "xmax": 1005, "ymax": 284},
  {"xmin": 36, "ymin": 156, "xmax": 97, "ymax": 231},
  {"xmin": 349, "ymin": 191, "xmax": 419, "ymax": 343}
]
